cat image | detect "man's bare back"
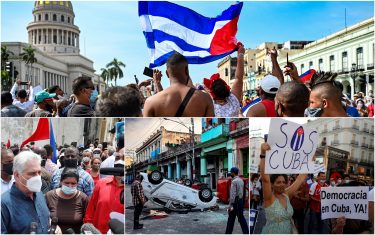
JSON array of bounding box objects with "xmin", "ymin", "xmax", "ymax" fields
[{"xmin": 143, "ymin": 84, "xmax": 214, "ymax": 117}]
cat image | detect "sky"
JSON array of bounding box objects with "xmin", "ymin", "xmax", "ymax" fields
[
  {"xmin": 1, "ymin": 1, "xmax": 374, "ymax": 88},
  {"xmin": 125, "ymin": 117, "xmax": 202, "ymax": 151}
]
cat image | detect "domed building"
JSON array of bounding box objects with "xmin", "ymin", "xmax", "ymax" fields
[{"xmin": 3, "ymin": 1, "xmax": 104, "ymax": 95}]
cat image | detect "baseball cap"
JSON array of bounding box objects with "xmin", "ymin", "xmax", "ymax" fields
[
  {"xmin": 35, "ymin": 90, "xmax": 56, "ymax": 103},
  {"xmin": 259, "ymin": 75, "xmax": 280, "ymax": 94},
  {"xmin": 230, "ymin": 167, "xmax": 239, "ymax": 174}
]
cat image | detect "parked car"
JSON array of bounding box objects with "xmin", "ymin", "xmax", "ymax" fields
[{"xmin": 141, "ymin": 171, "xmax": 217, "ymax": 211}]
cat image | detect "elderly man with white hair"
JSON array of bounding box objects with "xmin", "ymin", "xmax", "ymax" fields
[{"xmin": 1, "ymin": 151, "xmax": 50, "ymax": 234}]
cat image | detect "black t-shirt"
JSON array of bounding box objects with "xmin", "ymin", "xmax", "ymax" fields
[{"xmin": 67, "ymin": 103, "xmax": 94, "ymax": 117}]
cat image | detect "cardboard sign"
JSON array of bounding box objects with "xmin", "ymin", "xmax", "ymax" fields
[
  {"xmin": 265, "ymin": 119, "xmax": 319, "ymax": 174},
  {"xmin": 250, "ymin": 164, "xmax": 259, "ymax": 173},
  {"xmin": 321, "ymin": 186, "xmax": 369, "ymax": 220}
]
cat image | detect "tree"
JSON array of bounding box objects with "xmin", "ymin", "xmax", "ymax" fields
[
  {"xmin": 19, "ymin": 44, "xmax": 37, "ymax": 82},
  {"xmin": 100, "ymin": 68, "xmax": 110, "ymax": 88},
  {"xmin": 1, "ymin": 45, "xmax": 14, "ymax": 90},
  {"xmin": 106, "ymin": 58, "xmax": 125, "ymax": 86}
]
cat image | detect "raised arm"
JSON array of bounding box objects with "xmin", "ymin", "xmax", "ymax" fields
[
  {"xmin": 260, "ymin": 143, "xmax": 273, "ymax": 203},
  {"xmin": 284, "ymin": 62, "xmax": 303, "ymax": 83},
  {"xmin": 27, "ymin": 81, "xmax": 34, "ymax": 103},
  {"xmin": 153, "ymin": 69, "xmax": 163, "ymax": 93},
  {"xmin": 269, "ymin": 48, "xmax": 284, "ymax": 85},
  {"xmin": 286, "ymin": 174, "xmax": 307, "ymax": 198},
  {"xmin": 231, "ymin": 42, "xmax": 245, "ymax": 102},
  {"xmin": 10, "ymin": 80, "xmax": 20, "ymax": 101}
]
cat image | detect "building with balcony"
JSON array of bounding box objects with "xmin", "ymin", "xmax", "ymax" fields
[
  {"xmin": 134, "ymin": 126, "xmax": 200, "ymax": 179},
  {"xmin": 198, "ymin": 118, "xmax": 249, "ymax": 190},
  {"xmin": 305, "ymin": 118, "xmax": 374, "ymax": 182},
  {"xmin": 279, "ymin": 17, "xmax": 374, "ymax": 98}
]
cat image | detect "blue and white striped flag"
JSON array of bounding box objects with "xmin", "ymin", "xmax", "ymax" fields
[{"xmin": 139, "ymin": 1, "xmax": 243, "ymax": 68}]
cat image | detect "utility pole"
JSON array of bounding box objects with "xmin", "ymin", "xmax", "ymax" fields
[{"xmin": 191, "ymin": 118, "xmax": 195, "ymax": 180}]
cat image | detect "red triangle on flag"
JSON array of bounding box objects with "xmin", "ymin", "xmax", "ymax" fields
[{"xmin": 20, "ymin": 118, "xmax": 50, "ymax": 149}]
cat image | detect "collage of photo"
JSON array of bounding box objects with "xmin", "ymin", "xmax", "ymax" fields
[{"xmin": 1, "ymin": 0, "xmax": 374, "ymax": 234}]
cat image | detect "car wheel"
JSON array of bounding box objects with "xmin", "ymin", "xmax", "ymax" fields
[
  {"xmin": 198, "ymin": 188, "xmax": 213, "ymax": 202},
  {"xmin": 148, "ymin": 170, "xmax": 163, "ymax": 184},
  {"xmin": 184, "ymin": 179, "xmax": 192, "ymax": 187}
]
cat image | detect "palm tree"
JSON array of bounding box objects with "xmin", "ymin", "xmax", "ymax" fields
[
  {"xmin": 106, "ymin": 58, "xmax": 125, "ymax": 86},
  {"xmin": 100, "ymin": 68, "xmax": 110, "ymax": 88},
  {"xmin": 1, "ymin": 45, "xmax": 14, "ymax": 70},
  {"xmin": 20, "ymin": 44, "xmax": 37, "ymax": 81}
]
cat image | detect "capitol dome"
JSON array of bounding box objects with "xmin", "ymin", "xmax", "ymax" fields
[{"xmin": 27, "ymin": 0, "xmax": 80, "ymax": 54}]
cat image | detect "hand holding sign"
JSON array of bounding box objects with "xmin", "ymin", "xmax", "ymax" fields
[{"xmin": 265, "ymin": 119, "xmax": 319, "ymax": 174}]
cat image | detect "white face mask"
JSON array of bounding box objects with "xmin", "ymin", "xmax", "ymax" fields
[
  {"xmin": 320, "ymin": 180, "xmax": 326, "ymax": 184},
  {"xmin": 21, "ymin": 174, "xmax": 42, "ymax": 192},
  {"xmin": 338, "ymin": 180, "xmax": 342, "ymax": 184},
  {"xmin": 61, "ymin": 185, "xmax": 77, "ymax": 195}
]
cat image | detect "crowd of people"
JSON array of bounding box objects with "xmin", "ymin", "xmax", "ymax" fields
[
  {"xmin": 250, "ymin": 142, "xmax": 374, "ymax": 234},
  {"xmin": 2, "ymin": 43, "xmax": 373, "ymax": 118},
  {"xmin": 1, "ymin": 138, "xmax": 124, "ymax": 234}
]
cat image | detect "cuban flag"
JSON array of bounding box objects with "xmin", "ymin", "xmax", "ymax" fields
[
  {"xmin": 300, "ymin": 69, "xmax": 316, "ymax": 83},
  {"xmin": 139, "ymin": 1, "xmax": 243, "ymax": 68},
  {"xmin": 250, "ymin": 209, "xmax": 258, "ymax": 233},
  {"xmin": 290, "ymin": 126, "xmax": 305, "ymax": 151}
]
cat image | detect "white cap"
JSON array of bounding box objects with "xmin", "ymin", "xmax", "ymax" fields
[{"xmin": 260, "ymin": 75, "xmax": 280, "ymax": 94}]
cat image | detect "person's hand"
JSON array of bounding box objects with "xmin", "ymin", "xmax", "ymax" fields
[
  {"xmin": 267, "ymin": 47, "xmax": 278, "ymax": 59},
  {"xmin": 284, "ymin": 62, "xmax": 300, "ymax": 81},
  {"xmin": 237, "ymin": 42, "xmax": 245, "ymax": 55},
  {"xmin": 336, "ymin": 216, "xmax": 346, "ymax": 228},
  {"xmin": 27, "ymin": 81, "xmax": 32, "ymax": 86},
  {"xmin": 261, "ymin": 143, "xmax": 271, "ymax": 155},
  {"xmin": 227, "ymin": 207, "xmax": 234, "ymax": 212},
  {"xmin": 153, "ymin": 69, "xmax": 162, "ymax": 84},
  {"xmin": 16, "ymin": 79, "xmax": 21, "ymax": 85},
  {"xmin": 139, "ymin": 79, "xmax": 152, "ymax": 88}
]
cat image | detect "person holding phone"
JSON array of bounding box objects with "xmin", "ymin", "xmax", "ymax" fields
[{"xmin": 10, "ymin": 79, "xmax": 34, "ymax": 113}]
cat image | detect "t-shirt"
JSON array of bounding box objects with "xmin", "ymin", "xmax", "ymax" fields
[
  {"xmin": 25, "ymin": 108, "xmax": 52, "ymax": 117},
  {"xmin": 67, "ymin": 103, "xmax": 94, "ymax": 117},
  {"xmin": 309, "ymin": 182, "xmax": 328, "ymax": 213},
  {"xmin": 346, "ymin": 106, "xmax": 360, "ymax": 117},
  {"xmin": 214, "ymin": 93, "xmax": 240, "ymax": 117},
  {"xmin": 1, "ymin": 105, "xmax": 27, "ymax": 117},
  {"xmin": 45, "ymin": 189, "xmax": 89, "ymax": 234}
]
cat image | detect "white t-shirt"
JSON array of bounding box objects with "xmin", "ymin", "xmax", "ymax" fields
[
  {"xmin": 214, "ymin": 93, "xmax": 240, "ymax": 117},
  {"xmin": 1, "ymin": 176, "xmax": 15, "ymax": 195},
  {"xmin": 100, "ymin": 154, "xmax": 115, "ymax": 178}
]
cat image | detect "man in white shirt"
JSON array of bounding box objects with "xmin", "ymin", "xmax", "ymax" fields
[
  {"xmin": 10, "ymin": 80, "xmax": 34, "ymax": 113},
  {"xmin": 100, "ymin": 147, "xmax": 116, "ymax": 178},
  {"xmin": 1, "ymin": 148, "xmax": 15, "ymax": 194}
]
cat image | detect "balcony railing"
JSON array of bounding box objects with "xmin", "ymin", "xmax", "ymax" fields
[
  {"xmin": 350, "ymin": 140, "xmax": 359, "ymax": 146},
  {"xmin": 331, "ymin": 140, "xmax": 340, "ymax": 146},
  {"xmin": 353, "ymin": 125, "xmax": 360, "ymax": 131},
  {"xmin": 368, "ymin": 63, "xmax": 374, "ymax": 70},
  {"xmin": 332, "ymin": 125, "xmax": 341, "ymax": 131},
  {"xmin": 201, "ymin": 124, "xmax": 229, "ymax": 142},
  {"xmin": 361, "ymin": 143, "xmax": 368, "ymax": 148}
]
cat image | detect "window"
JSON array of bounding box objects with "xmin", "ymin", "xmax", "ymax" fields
[
  {"xmin": 225, "ymin": 68, "xmax": 228, "ymax": 77},
  {"xmin": 342, "ymin": 52, "xmax": 348, "ymax": 71},
  {"xmin": 61, "ymin": 15, "xmax": 65, "ymax": 22},
  {"xmin": 319, "ymin": 59, "xmax": 324, "ymax": 71},
  {"xmin": 53, "ymin": 14, "xmax": 57, "ymax": 21},
  {"xmin": 38, "ymin": 14, "xmax": 41, "ymax": 21},
  {"xmin": 68, "ymin": 17, "xmax": 70, "ymax": 23},
  {"xmin": 329, "ymin": 55, "xmax": 335, "ymax": 72},
  {"xmin": 45, "ymin": 14, "xmax": 48, "ymax": 21},
  {"xmin": 301, "ymin": 64, "xmax": 304, "ymax": 73},
  {"xmin": 356, "ymin": 47, "xmax": 363, "ymax": 69},
  {"xmin": 309, "ymin": 61, "xmax": 313, "ymax": 69}
]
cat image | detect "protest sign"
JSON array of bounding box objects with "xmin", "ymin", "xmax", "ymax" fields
[
  {"xmin": 250, "ymin": 164, "xmax": 258, "ymax": 173},
  {"xmin": 32, "ymin": 85, "xmax": 44, "ymax": 96},
  {"xmin": 314, "ymin": 164, "xmax": 326, "ymax": 176},
  {"xmin": 265, "ymin": 119, "xmax": 319, "ymax": 174},
  {"xmin": 321, "ymin": 186, "xmax": 369, "ymax": 220}
]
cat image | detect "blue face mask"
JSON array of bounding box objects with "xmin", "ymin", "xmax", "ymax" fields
[
  {"xmin": 306, "ymin": 107, "xmax": 323, "ymax": 117},
  {"xmin": 61, "ymin": 185, "xmax": 77, "ymax": 195},
  {"xmin": 90, "ymin": 90, "xmax": 98, "ymax": 103}
]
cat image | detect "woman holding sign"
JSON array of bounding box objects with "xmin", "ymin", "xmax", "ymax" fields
[{"xmin": 259, "ymin": 143, "xmax": 307, "ymax": 234}]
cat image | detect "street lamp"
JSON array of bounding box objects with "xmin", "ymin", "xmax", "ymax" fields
[
  {"xmin": 350, "ymin": 63, "xmax": 358, "ymax": 97},
  {"xmin": 163, "ymin": 118, "xmax": 195, "ymax": 181}
]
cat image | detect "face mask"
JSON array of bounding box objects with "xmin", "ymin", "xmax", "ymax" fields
[
  {"xmin": 45, "ymin": 103, "xmax": 54, "ymax": 113},
  {"xmin": 64, "ymin": 159, "xmax": 78, "ymax": 168},
  {"xmin": 61, "ymin": 185, "xmax": 77, "ymax": 195},
  {"xmin": 306, "ymin": 107, "xmax": 323, "ymax": 117},
  {"xmin": 90, "ymin": 90, "xmax": 98, "ymax": 103},
  {"xmin": 320, "ymin": 180, "xmax": 325, "ymax": 184},
  {"xmin": 91, "ymin": 164, "xmax": 100, "ymax": 170},
  {"xmin": 330, "ymin": 182, "xmax": 335, "ymax": 186},
  {"xmin": 357, "ymin": 103, "xmax": 363, "ymax": 108},
  {"xmin": 21, "ymin": 175, "xmax": 42, "ymax": 192},
  {"xmin": 254, "ymin": 180, "xmax": 258, "ymax": 184},
  {"xmin": 338, "ymin": 180, "xmax": 342, "ymax": 184},
  {"xmin": 345, "ymin": 180, "xmax": 350, "ymax": 183},
  {"xmin": 93, "ymin": 154, "xmax": 100, "ymax": 158},
  {"xmin": 2, "ymin": 163, "xmax": 13, "ymax": 175}
]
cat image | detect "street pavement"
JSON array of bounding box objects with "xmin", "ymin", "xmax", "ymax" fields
[{"xmin": 125, "ymin": 185, "xmax": 250, "ymax": 234}]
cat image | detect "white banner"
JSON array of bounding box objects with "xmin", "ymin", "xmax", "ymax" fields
[
  {"xmin": 321, "ymin": 186, "xmax": 369, "ymax": 220},
  {"xmin": 265, "ymin": 119, "xmax": 319, "ymax": 174},
  {"xmin": 250, "ymin": 164, "xmax": 258, "ymax": 174}
]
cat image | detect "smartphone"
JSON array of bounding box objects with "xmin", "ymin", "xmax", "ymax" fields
[
  {"xmin": 20, "ymin": 82, "xmax": 28, "ymax": 85},
  {"xmin": 143, "ymin": 67, "xmax": 153, "ymax": 78},
  {"xmin": 264, "ymin": 134, "xmax": 268, "ymax": 142}
]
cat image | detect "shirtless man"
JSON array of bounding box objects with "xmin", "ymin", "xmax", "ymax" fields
[{"xmin": 143, "ymin": 53, "xmax": 214, "ymax": 117}]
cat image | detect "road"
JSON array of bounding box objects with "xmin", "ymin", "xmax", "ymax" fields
[{"xmin": 125, "ymin": 185, "xmax": 249, "ymax": 234}]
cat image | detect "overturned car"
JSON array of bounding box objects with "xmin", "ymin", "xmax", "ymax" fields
[{"xmin": 141, "ymin": 171, "xmax": 217, "ymax": 212}]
